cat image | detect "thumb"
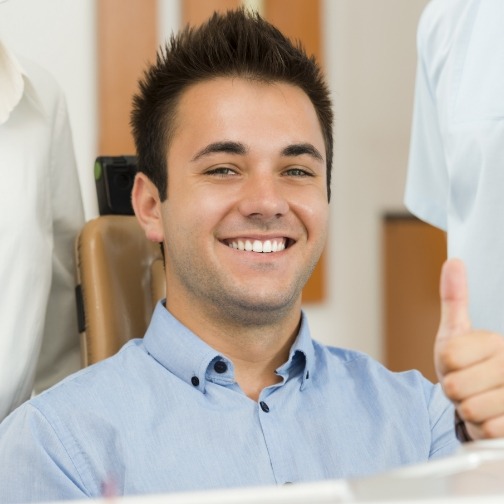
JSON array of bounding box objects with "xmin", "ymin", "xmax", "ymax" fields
[{"xmin": 437, "ymin": 258, "xmax": 471, "ymax": 341}]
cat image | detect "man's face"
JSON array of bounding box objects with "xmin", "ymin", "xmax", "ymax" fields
[{"xmin": 160, "ymin": 77, "xmax": 329, "ymax": 325}]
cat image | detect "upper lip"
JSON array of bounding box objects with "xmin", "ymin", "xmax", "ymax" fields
[{"xmin": 221, "ymin": 234, "xmax": 290, "ymax": 241}]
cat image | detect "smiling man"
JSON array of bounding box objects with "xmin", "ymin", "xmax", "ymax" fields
[
  {"xmin": 132, "ymin": 76, "xmax": 329, "ymax": 401},
  {"xmin": 1, "ymin": 8, "xmax": 504, "ymax": 503}
]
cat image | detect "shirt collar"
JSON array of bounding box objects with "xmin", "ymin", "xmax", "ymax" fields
[
  {"xmin": 276, "ymin": 311, "xmax": 315, "ymax": 391},
  {"xmin": 0, "ymin": 39, "xmax": 26, "ymax": 125},
  {"xmin": 142, "ymin": 301, "xmax": 316, "ymax": 393}
]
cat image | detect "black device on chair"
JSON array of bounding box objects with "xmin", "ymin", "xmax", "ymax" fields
[{"xmin": 94, "ymin": 155, "xmax": 138, "ymax": 215}]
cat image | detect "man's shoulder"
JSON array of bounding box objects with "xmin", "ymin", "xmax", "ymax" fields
[
  {"xmin": 16, "ymin": 56, "xmax": 67, "ymax": 113},
  {"xmin": 314, "ymin": 340, "xmax": 381, "ymax": 367},
  {"xmin": 314, "ymin": 341, "xmax": 432, "ymax": 391},
  {"xmin": 314, "ymin": 341, "xmax": 370, "ymax": 365},
  {"xmin": 420, "ymin": 0, "xmax": 477, "ymax": 29},
  {"xmin": 29, "ymin": 339, "xmax": 147, "ymax": 413}
]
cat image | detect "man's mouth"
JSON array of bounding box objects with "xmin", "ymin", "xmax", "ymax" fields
[{"xmin": 223, "ymin": 238, "xmax": 291, "ymax": 253}]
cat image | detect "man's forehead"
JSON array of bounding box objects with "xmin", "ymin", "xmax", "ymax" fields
[
  {"xmin": 162, "ymin": 76, "xmax": 326, "ymax": 174},
  {"xmin": 170, "ymin": 76, "xmax": 322, "ymax": 139},
  {"xmin": 175, "ymin": 76, "xmax": 314, "ymax": 114}
]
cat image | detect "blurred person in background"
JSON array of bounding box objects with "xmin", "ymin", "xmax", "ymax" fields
[
  {"xmin": 0, "ymin": 34, "xmax": 84, "ymax": 420},
  {"xmin": 405, "ymin": 0, "xmax": 504, "ymax": 334}
]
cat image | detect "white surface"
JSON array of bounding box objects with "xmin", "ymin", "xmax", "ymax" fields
[
  {"xmin": 35, "ymin": 441, "xmax": 504, "ymax": 504},
  {"xmin": 349, "ymin": 440, "xmax": 504, "ymax": 501}
]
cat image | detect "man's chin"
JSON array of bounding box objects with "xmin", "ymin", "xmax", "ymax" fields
[{"xmin": 213, "ymin": 291, "xmax": 302, "ymax": 327}]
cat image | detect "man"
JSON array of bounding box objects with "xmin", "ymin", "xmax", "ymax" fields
[
  {"xmin": 0, "ymin": 9, "xmax": 503, "ymax": 502},
  {"xmin": 0, "ymin": 36, "xmax": 84, "ymax": 420},
  {"xmin": 405, "ymin": 0, "xmax": 504, "ymax": 334}
]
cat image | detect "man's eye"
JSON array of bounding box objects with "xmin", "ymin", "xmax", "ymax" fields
[
  {"xmin": 284, "ymin": 168, "xmax": 313, "ymax": 177},
  {"xmin": 205, "ymin": 167, "xmax": 237, "ymax": 176}
]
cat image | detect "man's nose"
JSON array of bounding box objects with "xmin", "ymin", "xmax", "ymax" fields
[{"xmin": 237, "ymin": 174, "xmax": 289, "ymax": 220}]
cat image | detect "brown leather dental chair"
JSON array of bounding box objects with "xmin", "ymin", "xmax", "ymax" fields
[{"xmin": 75, "ymin": 215, "xmax": 165, "ymax": 366}]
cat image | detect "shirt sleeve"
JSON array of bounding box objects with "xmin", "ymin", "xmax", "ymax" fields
[
  {"xmin": 428, "ymin": 383, "xmax": 461, "ymax": 459},
  {"xmin": 34, "ymin": 85, "xmax": 85, "ymax": 393},
  {"xmin": 404, "ymin": 5, "xmax": 449, "ymax": 231},
  {"xmin": 0, "ymin": 404, "xmax": 89, "ymax": 503}
]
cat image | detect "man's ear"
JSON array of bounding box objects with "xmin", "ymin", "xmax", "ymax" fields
[{"xmin": 132, "ymin": 172, "xmax": 164, "ymax": 243}]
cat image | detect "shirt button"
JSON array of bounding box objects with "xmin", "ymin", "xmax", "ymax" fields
[
  {"xmin": 259, "ymin": 401, "xmax": 270, "ymax": 413},
  {"xmin": 191, "ymin": 376, "xmax": 200, "ymax": 387},
  {"xmin": 214, "ymin": 361, "xmax": 228, "ymax": 374}
]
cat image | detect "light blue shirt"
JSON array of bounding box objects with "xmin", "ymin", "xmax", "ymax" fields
[{"xmin": 0, "ymin": 302, "xmax": 459, "ymax": 502}]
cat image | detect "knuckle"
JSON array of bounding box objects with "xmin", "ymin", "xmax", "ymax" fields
[
  {"xmin": 459, "ymin": 401, "xmax": 477, "ymax": 423},
  {"xmin": 481, "ymin": 420, "xmax": 499, "ymax": 439},
  {"xmin": 438, "ymin": 341, "xmax": 460, "ymax": 371},
  {"xmin": 483, "ymin": 331, "xmax": 504, "ymax": 350},
  {"xmin": 442, "ymin": 374, "xmax": 461, "ymax": 400},
  {"xmin": 496, "ymin": 349, "xmax": 504, "ymax": 366}
]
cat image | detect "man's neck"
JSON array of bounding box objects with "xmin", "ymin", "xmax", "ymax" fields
[
  {"xmin": 212, "ymin": 322, "xmax": 299, "ymax": 401},
  {"xmin": 166, "ymin": 297, "xmax": 302, "ymax": 401}
]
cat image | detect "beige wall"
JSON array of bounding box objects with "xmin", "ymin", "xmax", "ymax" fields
[{"xmin": 304, "ymin": 0, "xmax": 430, "ymax": 358}]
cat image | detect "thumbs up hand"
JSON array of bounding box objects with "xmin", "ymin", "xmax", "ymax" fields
[{"xmin": 435, "ymin": 259, "xmax": 504, "ymax": 440}]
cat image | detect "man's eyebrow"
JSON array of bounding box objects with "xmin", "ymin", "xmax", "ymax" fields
[
  {"xmin": 191, "ymin": 141, "xmax": 247, "ymax": 162},
  {"xmin": 281, "ymin": 143, "xmax": 324, "ymax": 162}
]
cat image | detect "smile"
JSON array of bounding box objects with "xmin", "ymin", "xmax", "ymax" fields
[{"xmin": 225, "ymin": 238, "xmax": 288, "ymax": 253}]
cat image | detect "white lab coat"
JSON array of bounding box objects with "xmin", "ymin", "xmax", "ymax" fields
[
  {"xmin": 405, "ymin": 0, "xmax": 504, "ymax": 333},
  {"xmin": 0, "ymin": 40, "xmax": 84, "ymax": 420}
]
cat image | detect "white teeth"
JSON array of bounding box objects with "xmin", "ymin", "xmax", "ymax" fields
[
  {"xmin": 227, "ymin": 238, "xmax": 287, "ymax": 253},
  {"xmin": 252, "ymin": 240, "xmax": 262, "ymax": 252}
]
